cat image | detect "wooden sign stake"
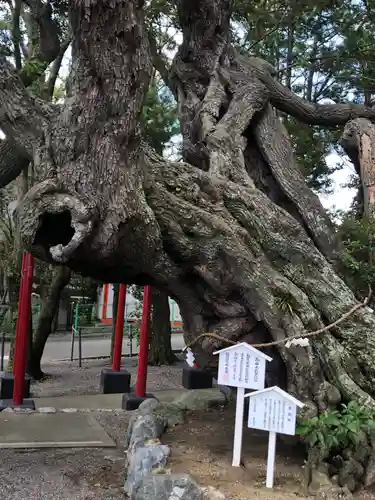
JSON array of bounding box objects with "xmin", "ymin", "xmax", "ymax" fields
[
  {"xmin": 232, "ymin": 386, "xmax": 245, "ymax": 467},
  {"xmin": 245, "ymin": 386, "xmax": 304, "ymax": 488},
  {"xmin": 266, "ymin": 430, "xmax": 277, "ymax": 488}
]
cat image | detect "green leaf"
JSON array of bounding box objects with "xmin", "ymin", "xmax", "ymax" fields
[{"xmin": 296, "ymin": 426, "xmax": 310, "ymax": 435}]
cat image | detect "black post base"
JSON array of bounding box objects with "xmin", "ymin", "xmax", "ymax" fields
[
  {"xmin": 100, "ymin": 368, "xmax": 131, "ymax": 394},
  {"xmin": 122, "ymin": 391, "xmax": 156, "ymax": 411},
  {"xmin": 0, "ymin": 373, "xmax": 31, "ymax": 400},
  {"xmin": 0, "ymin": 398, "xmax": 35, "ymax": 411},
  {"xmin": 182, "ymin": 365, "xmax": 213, "ymax": 390}
]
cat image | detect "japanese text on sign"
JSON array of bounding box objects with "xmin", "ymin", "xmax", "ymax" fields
[
  {"xmin": 217, "ymin": 347, "xmax": 266, "ymax": 390},
  {"xmin": 247, "ymin": 392, "xmax": 297, "ymax": 436}
]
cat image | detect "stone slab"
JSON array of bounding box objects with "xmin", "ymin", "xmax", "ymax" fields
[
  {"xmin": 34, "ymin": 388, "xmax": 188, "ymax": 410},
  {"xmin": 0, "ymin": 412, "xmax": 116, "ymax": 449}
]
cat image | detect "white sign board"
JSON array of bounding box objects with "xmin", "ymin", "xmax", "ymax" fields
[
  {"xmin": 245, "ymin": 387, "xmax": 304, "ymax": 488},
  {"xmin": 214, "ymin": 343, "xmax": 273, "ymax": 468},
  {"xmin": 214, "ymin": 343, "xmax": 272, "ymax": 390},
  {"xmin": 247, "ymin": 389, "xmax": 297, "ymax": 436}
]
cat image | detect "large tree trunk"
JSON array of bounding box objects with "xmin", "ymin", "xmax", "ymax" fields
[
  {"xmin": 3, "ymin": 0, "xmax": 375, "ymax": 489},
  {"xmin": 149, "ymin": 288, "xmax": 176, "ymax": 365},
  {"xmin": 27, "ymin": 266, "xmax": 71, "ymax": 380},
  {"xmin": 9, "ymin": 0, "xmax": 375, "ymax": 406}
]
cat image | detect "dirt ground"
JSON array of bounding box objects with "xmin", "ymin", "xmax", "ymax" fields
[
  {"xmin": 163, "ymin": 403, "xmax": 375, "ymax": 500},
  {"xmin": 0, "ymin": 412, "xmax": 130, "ymax": 500},
  {"xmin": 30, "ymin": 356, "xmax": 185, "ymax": 397},
  {"xmin": 8, "ymin": 358, "xmax": 375, "ymax": 499}
]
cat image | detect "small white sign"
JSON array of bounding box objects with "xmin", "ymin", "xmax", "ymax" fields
[
  {"xmin": 214, "ymin": 343, "xmax": 273, "ymax": 468},
  {"xmin": 214, "ymin": 343, "xmax": 272, "ymax": 390},
  {"xmin": 245, "ymin": 387, "xmax": 304, "ymax": 488},
  {"xmin": 246, "ymin": 387, "xmax": 300, "ymax": 435}
]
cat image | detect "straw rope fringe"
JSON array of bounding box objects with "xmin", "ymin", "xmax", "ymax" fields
[{"xmin": 183, "ymin": 288, "xmax": 372, "ymax": 351}]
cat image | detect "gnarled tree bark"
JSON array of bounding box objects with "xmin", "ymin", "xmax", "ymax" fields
[
  {"xmin": 149, "ymin": 287, "xmax": 176, "ymax": 366},
  {"xmin": 2, "ymin": 0, "xmax": 375, "ymax": 486}
]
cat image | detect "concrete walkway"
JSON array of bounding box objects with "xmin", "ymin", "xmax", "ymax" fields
[
  {"xmin": 0, "ymin": 389, "xmax": 187, "ymax": 450},
  {"xmin": 33, "ymin": 388, "xmax": 186, "ymax": 410},
  {"xmin": 0, "ymin": 412, "xmax": 116, "ymax": 449}
]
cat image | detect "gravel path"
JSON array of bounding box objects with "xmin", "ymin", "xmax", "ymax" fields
[
  {"xmin": 31, "ymin": 356, "xmax": 185, "ymax": 398},
  {"xmin": 0, "ymin": 413, "xmax": 130, "ymax": 500}
]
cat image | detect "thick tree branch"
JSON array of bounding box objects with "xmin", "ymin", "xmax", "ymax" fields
[
  {"xmin": 254, "ymin": 104, "xmax": 340, "ymax": 261},
  {"xmin": 23, "ymin": 0, "xmax": 60, "ymax": 62},
  {"xmin": 0, "ymin": 59, "xmax": 51, "ymax": 155},
  {"xmin": 12, "ymin": 0, "xmax": 23, "ymax": 70},
  {"xmin": 148, "ymin": 30, "xmax": 174, "ymax": 95},
  {"xmin": 46, "ymin": 38, "xmax": 71, "ymax": 100},
  {"xmin": 255, "ymin": 61, "xmax": 375, "ymax": 125},
  {"xmin": 16, "ymin": 0, "xmax": 60, "ymax": 86},
  {"xmin": 0, "ymin": 139, "xmax": 30, "ymax": 189},
  {"xmin": 0, "ymin": 0, "xmax": 62, "ymax": 189}
]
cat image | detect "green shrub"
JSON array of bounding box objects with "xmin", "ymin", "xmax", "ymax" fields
[{"xmin": 297, "ymin": 401, "xmax": 375, "ymax": 453}]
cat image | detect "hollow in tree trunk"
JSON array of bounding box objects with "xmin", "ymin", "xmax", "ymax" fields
[
  {"xmin": 149, "ymin": 288, "xmax": 177, "ymax": 365},
  {"xmin": 2, "ymin": 0, "xmax": 375, "ymax": 491},
  {"xmin": 27, "ymin": 266, "xmax": 71, "ymax": 380}
]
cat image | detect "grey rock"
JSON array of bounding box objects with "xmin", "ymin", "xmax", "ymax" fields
[
  {"xmin": 138, "ymin": 398, "xmax": 184, "ymax": 427},
  {"xmin": 342, "ymin": 449, "xmax": 353, "ymax": 460},
  {"xmin": 38, "ymin": 407, "xmax": 56, "ymax": 414},
  {"xmin": 331, "ymin": 475, "xmax": 339, "ymax": 486},
  {"xmin": 13, "ymin": 407, "xmax": 34, "ymax": 413},
  {"xmin": 138, "ymin": 399, "xmax": 160, "ymax": 412},
  {"xmin": 363, "ymin": 451, "xmax": 375, "ymax": 487},
  {"xmin": 201, "ymin": 486, "xmax": 227, "ymax": 499},
  {"xmin": 131, "ymin": 473, "xmax": 203, "ymax": 500},
  {"xmin": 308, "ymin": 470, "xmax": 332, "ymax": 496},
  {"xmin": 125, "ymin": 400, "xmax": 183, "ymax": 448},
  {"xmin": 173, "ymin": 389, "xmax": 227, "ymax": 411},
  {"xmin": 125, "ymin": 410, "xmax": 143, "ymax": 447},
  {"xmin": 338, "ymin": 475, "xmax": 356, "ymax": 493},
  {"xmin": 338, "ymin": 458, "xmax": 363, "ymax": 491},
  {"xmin": 128, "ymin": 414, "xmax": 166, "ymax": 449},
  {"xmin": 217, "ymin": 385, "xmax": 232, "ymax": 397},
  {"xmin": 351, "ymin": 432, "xmax": 370, "ymax": 464},
  {"xmin": 125, "ymin": 441, "xmax": 170, "ymax": 496},
  {"xmin": 316, "ymin": 486, "xmax": 353, "ymax": 500}
]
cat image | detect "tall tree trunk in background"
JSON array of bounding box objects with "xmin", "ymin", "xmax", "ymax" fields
[
  {"xmin": 342, "ymin": 119, "xmax": 375, "ymax": 219},
  {"xmin": 149, "ymin": 289, "xmax": 176, "ymax": 365},
  {"xmin": 110, "ymin": 284, "xmax": 119, "ymax": 360},
  {"xmin": 7, "ymin": 167, "xmax": 29, "ymax": 372},
  {"xmin": 27, "ymin": 266, "xmax": 71, "ymax": 380}
]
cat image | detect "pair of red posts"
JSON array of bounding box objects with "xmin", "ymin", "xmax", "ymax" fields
[
  {"xmin": 112, "ymin": 283, "xmax": 151, "ymax": 397},
  {"xmin": 11, "ymin": 253, "xmax": 150, "ymax": 406}
]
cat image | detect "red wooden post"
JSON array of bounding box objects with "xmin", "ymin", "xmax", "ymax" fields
[
  {"xmin": 12, "ymin": 258, "xmax": 26, "ymax": 376},
  {"xmin": 136, "ymin": 285, "xmax": 152, "ymax": 397},
  {"xmin": 13, "ymin": 253, "xmax": 34, "ymax": 405},
  {"xmin": 112, "ymin": 284, "xmax": 127, "ymax": 371}
]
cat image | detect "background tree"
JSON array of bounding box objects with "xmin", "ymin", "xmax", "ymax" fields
[
  {"xmin": 0, "ymin": 0, "xmax": 72, "ymax": 378},
  {"xmin": 139, "ymin": 75, "xmax": 179, "ymax": 365}
]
